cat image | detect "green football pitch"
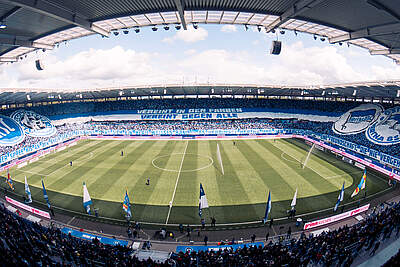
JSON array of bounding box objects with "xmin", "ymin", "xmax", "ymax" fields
[{"xmin": 4, "ymin": 138, "xmax": 389, "ymax": 225}]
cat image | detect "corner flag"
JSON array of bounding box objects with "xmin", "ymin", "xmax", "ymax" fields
[
  {"xmin": 122, "ymin": 190, "xmax": 132, "ymax": 218},
  {"xmin": 199, "ymin": 183, "xmax": 209, "ymax": 217},
  {"xmin": 6, "ymin": 169, "xmax": 14, "ymax": 191},
  {"xmin": 351, "ymin": 169, "xmax": 366, "ymax": 198},
  {"xmin": 334, "ymin": 181, "xmax": 345, "ymax": 212},
  {"xmin": 41, "ymin": 179, "xmax": 51, "ymax": 209},
  {"xmin": 25, "ymin": 176, "xmax": 32, "ymax": 203},
  {"xmin": 262, "ymin": 191, "xmax": 271, "ymax": 224},
  {"xmin": 82, "ymin": 182, "xmax": 92, "ymax": 214}
]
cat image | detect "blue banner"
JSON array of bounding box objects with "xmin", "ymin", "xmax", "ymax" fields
[
  {"xmin": 61, "ymin": 227, "xmax": 128, "ymax": 246},
  {"xmin": 176, "ymin": 242, "xmax": 263, "ymax": 253}
]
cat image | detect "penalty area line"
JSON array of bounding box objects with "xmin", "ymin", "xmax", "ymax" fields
[{"xmin": 165, "ymin": 140, "xmax": 188, "ymax": 225}]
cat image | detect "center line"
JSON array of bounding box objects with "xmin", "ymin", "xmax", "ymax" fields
[{"xmin": 165, "ymin": 140, "xmax": 188, "ymax": 225}]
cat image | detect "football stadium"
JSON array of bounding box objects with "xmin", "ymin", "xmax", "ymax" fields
[{"xmin": 1, "ymin": 0, "xmax": 400, "ymax": 266}]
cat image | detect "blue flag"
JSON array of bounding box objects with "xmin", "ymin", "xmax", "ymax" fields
[
  {"xmin": 334, "ymin": 182, "xmax": 345, "ymax": 212},
  {"xmin": 122, "ymin": 190, "xmax": 131, "ymax": 218},
  {"xmin": 42, "ymin": 179, "xmax": 51, "ymax": 209},
  {"xmin": 263, "ymin": 191, "xmax": 271, "ymax": 224},
  {"xmin": 199, "ymin": 183, "xmax": 209, "ymax": 217}
]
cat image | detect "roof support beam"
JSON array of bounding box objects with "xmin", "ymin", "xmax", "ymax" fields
[
  {"xmin": 329, "ymin": 22, "xmax": 400, "ymax": 43},
  {"xmin": 370, "ymin": 48, "xmax": 400, "ymax": 55},
  {"xmin": 0, "ymin": 0, "xmax": 109, "ymax": 36},
  {"xmin": 366, "ymin": 0, "xmax": 400, "ymax": 21},
  {"xmin": 265, "ymin": 0, "xmax": 326, "ymax": 32},
  {"xmin": 0, "ymin": 56, "xmax": 17, "ymax": 62},
  {"xmin": 0, "ymin": 37, "xmax": 54, "ymax": 49},
  {"xmin": 173, "ymin": 0, "xmax": 187, "ymax": 30},
  {"xmin": 0, "ymin": 6, "xmax": 21, "ymax": 21}
]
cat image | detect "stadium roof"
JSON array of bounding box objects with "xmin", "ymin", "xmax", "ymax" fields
[
  {"xmin": 1, "ymin": 81, "xmax": 400, "ymax": 105},
  {"xmin": 0, "ymin": 0, "xmax": 399, "ymax": 64}
]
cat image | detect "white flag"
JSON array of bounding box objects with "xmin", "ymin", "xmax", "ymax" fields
[{"xmin": 291, "ymin": 188, "xmax": 297, "ymax": 208}]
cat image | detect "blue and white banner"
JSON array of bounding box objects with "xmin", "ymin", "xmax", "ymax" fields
[
  {"xmin": 0, "ymin": 114, "xmax": 25, "ymax": 146},
  {"xmin": 61, "ymin": 227, "xmax": 128, "ymax": 246},
  {"xmin": 176, "ymin": 242, "xmax": 263, "ymax": 253},
  {"xmin": 11, "ymin": 109, "xmax": 56, "ymax": 138},
  {"xmin": 51, "ymin": 107, "xmax": 338, "ymax": 125}
]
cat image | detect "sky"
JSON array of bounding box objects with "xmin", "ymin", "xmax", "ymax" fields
[{"xmin": 0, "ymin": 24, "xmax": 399, "ymax": 89}]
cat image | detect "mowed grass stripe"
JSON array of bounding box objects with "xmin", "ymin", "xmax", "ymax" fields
[
  {"xmin": 196, "ymin": 140, "xmax": 222, "ymax": 205},
  {"xmin": 101, "ymin": 140, "xmax": 170, "ymax": 199},
  {"xmin": 131, "ymin": 140, "xmax": 180, "ymax": 205},
  {"xmin": 64, "ymin": 140, "xmax": 143, "ymax": 194},
  {"xmin": 17, "ymin": 139, "xmax": 94, "ymax": 172},
  {"xmin": 282, "ymin": 139, "xmax": 349, "ymax": 180},
  {"xmin": 220, "ymin": 140, "xmax": 269, "ymax": 204},
  {"xmin": 255, "ymin": 139, "xmax": 345, "ymax": 213},
  {"xmin": 209, "ymin": 140, "xmax": 258, "ymax": 221},
  {"xmin": 48, "ymin": 140, "xmax": 131, "ymax": 191},
  {"xmin": 234, "ymin": 140, "xmax": 301, "ymax": 216},
  {"xmin": 255, "ymin": 140, "xmax": 340, "ymax": 195},
  {"xmin": 15, "ymin": 140, "xmax": 110, "ymax": 186},
  {"xmin": 250, "ymin": 140, "xmax": 325, "ymax": 196},
  {"xmin": 13, "ymin": 139, "xmax": 98, "ymax": 177},
  {"xmin": 210, "ymin": 141, "xmax": 255, "ymax": 205},
  {"xmin": 271, "ymin": 139, "xmax": 349, "ymax": 189},
  {"xmin": 285, "ymin": 139, "xmax": 346, "ymax": 173},
  {"xmin": 173, "ymin": 140, "xmax": 198, "ymax": 206}
]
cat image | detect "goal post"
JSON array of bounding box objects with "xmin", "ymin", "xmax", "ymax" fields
[{"xmin": 216, "ymin": 144, "xmax": 224, "ymax": 175}]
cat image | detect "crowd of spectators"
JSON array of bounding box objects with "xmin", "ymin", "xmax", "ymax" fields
[
  {"xmin": 3, "ymin": 98, "xmax": 366, "ymax": 118},
  {"xmin": 0, "ymin": 202, "xmax": 169, "ymax": 266},
  {"xmin": 1, "ymin": 197, "xmax": 400, "ymax": 266},
  {"xmin": 172, "ymin": 201, "xmax": 400, "ymax": 266},
  {"xmin": 1, "ymin": 98, "xmax": 400, "ymax": 159},
  {"xmin": 0, "ymin": 124, "xmax": 75, "ymax": 156}
]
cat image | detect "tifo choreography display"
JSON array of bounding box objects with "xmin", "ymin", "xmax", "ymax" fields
[{"xmin": 0, "ymin": 97, "xmax": 399, "ymax": 266}]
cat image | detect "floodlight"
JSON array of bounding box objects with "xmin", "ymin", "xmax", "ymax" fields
[
  {"xmin": 164, "ymin": 25, "xmax": 170, "ymax": 31},
  {"xmin": 152, "ymin": 26, "xmax": 158, "ymax": 31},
  {"xmin": 0, "ymin": 21, "xmax": 6, "ymax": 29}
]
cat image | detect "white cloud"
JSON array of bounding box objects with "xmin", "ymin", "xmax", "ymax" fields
[
  {"xmin": 0, "ymin": 40, "xmax": 399, "ymax": 89},
  {"xmin": 184, "ymin": 49, "xmax": 197, "ymax": 55},
  {"xmin": 221, "ymin": 25, "xmax": 237, "ymax": 33},
  {"xmin": 162, "ymin": 25, "xmax": 208, "ymax": 43},
  {"xmin": 371, "ymin": 65, "xmax": 400, "ymax": 80}
]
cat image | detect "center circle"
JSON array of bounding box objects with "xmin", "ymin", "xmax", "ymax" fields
[{"xmin": 152, "ymin": 153, "xmax": 214, "ymax": 172}]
